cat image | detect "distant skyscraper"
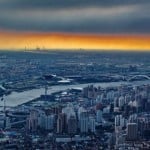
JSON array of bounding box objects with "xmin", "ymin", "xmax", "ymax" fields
[
  {"xmin": 79, "ymin": 111, "xmax": 89, "ymax": 133},
  {"xmin": 138, "ymin": 116, "xmax": 150, "ymax": 138},
  {"xmin": 38, "ymin": 112, "xmax": 46, "ymax": 128},
  {"xmin": 82, "ymin": 87, "xmax": 89, "ymax": 97},
  {"xmin": 83, "ymin": 85, "xmax": 101, "ymax": 99},
  {"xmin": 114, "ymin": 97, "xmax": 118, "ymax": 108},
  {"xmin": 96, "ymin": 109, "xmax": 102, "ymax": 123},
  {"xmin": 38, "ymin": 113, "xmax": 55, "ymax": 130},
  {"xmin": 128, "ymin": 114, "xmax": 137, "ymax": 123},
  {"xmin": 118, "ymin": 96, "xmax": 125, "ymax": 108},
  {"xmin": 127, "ymin": 123, "xmax": 138, "ymax": 141},
  {"xmin": 68, "ymin": 115, "xmax": 77, "ymax": 134},
  {"xmin": 78, "ymin": 106, "xmax": 86, "ymax": 120},
  {"xmin": 115, "ymin": 115, "xmax": 121, "ymax": 127},
  {"xmin": 52, "ymin": 105, "xmax": 62, "ymax": 115},
  {"xmin": 62, "ymin": 103, "xmax": 75, "ymax": 121},
  {"xmin": 5, "ymin": 117, "xmax": 11, "ymax": 129},
  {"xmin": 57, "ymin": 113, "xmax": 67, "ymax": 133},
  {"xmin": 89, "ymin": 116, "xmax": 95, "ymax": 133},
  {"xmin": 27, "ymin": 110, "xmax": 38, "ymax": 132},
  {"xmin": 45, "ymin": 115, "xmax": 55, "ymax": 130},
  {"xmin": 115, "ymin": 115, "xmax": 126, "ymax": 131}
]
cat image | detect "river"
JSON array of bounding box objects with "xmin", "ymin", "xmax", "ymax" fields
[{"xmin": 0, "ymin": 80, "xmax": 149, "ymax": 107}]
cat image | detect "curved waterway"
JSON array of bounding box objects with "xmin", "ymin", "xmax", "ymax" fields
[{"xmin": 0, "ymin": 80, "xmax": 150, "ymax": 107}]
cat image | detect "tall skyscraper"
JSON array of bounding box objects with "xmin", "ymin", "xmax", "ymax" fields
[
  {"xmin": 57, "ymin": 113, "xmax": 67, "ymax": 133},
  {"xmin": 45, "ymin": 115, "xmax": 55, "ymax": 130},
  {"xmin": 118, "ymin": 96, "xmax": 125, "ymax": 108},
  {"xmin": 62, "ymin": 103, "xmax": 75, "ymax": 121},
  {"xmin": 68, "ymin": 115, "xmax": 77, "ymax": 134},
  {"xmin": 127, "ymin": 123, "xmax": 138, "ymax": 141},
  {"xmin": 96, "ymin": 109, "xmax": 102, "ymax": 123},
  {"xmin": 115, "ymin": 115, "xmax": 126, "ymax": 131},
  {"xmin": 38, "ymin": 113, "xmax": 55, "ymax": 130},
  {"xmin": 27, "ymin": 110, "xmax": 38, "ymax": 132},
  {"xmin": 89, "ymin": 116, "xmax": 95, "ymax": 133},
  {"xmin": 79, "ymin": 111, "xmax": 89, "ymax": 133}
]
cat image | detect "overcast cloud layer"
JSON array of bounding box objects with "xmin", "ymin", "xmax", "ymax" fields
[{"xmin": 0, "ymin": 0, "xmax": 150, "ymax": 34}]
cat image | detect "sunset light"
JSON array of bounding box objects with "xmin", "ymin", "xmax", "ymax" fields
[{"xmin": 0, "ymin": 31, "xmax": 150, "ymax": 51}]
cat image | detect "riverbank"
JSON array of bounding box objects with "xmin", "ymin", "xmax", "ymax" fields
[{"xmin": 0, "ymin": 80, "xmax": 149, "ymax": 107}]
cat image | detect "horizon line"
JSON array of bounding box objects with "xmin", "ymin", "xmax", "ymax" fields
[{"xmin": 0, "ymin": 48, "xmax": 150, "ymax": 53}]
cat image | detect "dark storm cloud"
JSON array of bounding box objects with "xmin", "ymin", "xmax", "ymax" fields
[
  {"xmin": 0, "ymin": 0, "xmax": 150, "ymax": 33},
  {"xmin": 0, "ymin": 0, "xmax": 149, "ymax": 9}
]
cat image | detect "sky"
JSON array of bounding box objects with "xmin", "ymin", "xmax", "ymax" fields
[{"xmin": 0, "ymin": 0, "xmax": 150, "ymax": 51}]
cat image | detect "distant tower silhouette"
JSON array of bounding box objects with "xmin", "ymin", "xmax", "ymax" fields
[{"xmin": 45, "ymin": 84, "xmax": 48, "ymax": 99}]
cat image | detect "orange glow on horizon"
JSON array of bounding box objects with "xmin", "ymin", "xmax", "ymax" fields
[{"xmin": 0, "ymin": 31, "xmax": 150, "ymax": 51}]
